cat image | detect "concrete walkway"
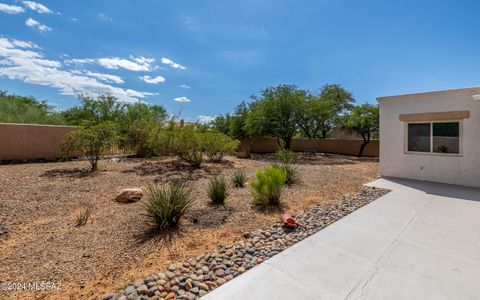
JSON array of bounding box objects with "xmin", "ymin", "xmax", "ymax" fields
[{"xmin": 203, "ymin": 178, "xmax": 480, "ymax": 300}]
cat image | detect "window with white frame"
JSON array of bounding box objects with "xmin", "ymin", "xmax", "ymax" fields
[{"xmin": 407, "ymin": 121, "xmax": 460, "ymax": 154}]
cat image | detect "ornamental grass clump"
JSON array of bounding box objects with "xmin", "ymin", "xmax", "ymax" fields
[
  {"xmin": 207, "ymin": 176, "xmax": 231, "ymax": 205},
  {"xmin": 251, "ymin": 166, "xmax": 286, "ymax": 206},
  {"xmin": 143, "ymin": 181, "xmax": 193, "ymax": 230},
  {"xmin": 274, "ymin": 163, "xmax": 299, "ymax": 186},
  {"xmin": 274, "ymin": 149, "xmax": 299, "ymax": 185},
  {"xmin": 231, "ymin": 170, "xmax": 247, "ymax": 188}
]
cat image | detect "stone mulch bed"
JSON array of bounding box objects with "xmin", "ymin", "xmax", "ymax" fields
[{"xmin": 102, "ymin": 186, "xmax": 390, "ymax": 300}]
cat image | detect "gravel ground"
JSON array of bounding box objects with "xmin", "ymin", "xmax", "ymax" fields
[
  {"xmin": 102, "ymin": 186, "xmax": 390, "ymax": 300},
  {"xmin": 0, "ymin": 153, "xmax": 379, "ymax": 299}
]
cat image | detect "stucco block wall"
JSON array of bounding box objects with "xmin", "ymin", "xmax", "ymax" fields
[
  {"xmin": 378, "ymin": 88, "xmax": 480, "ymax": 188},
  {"xmin": 0, "ymin": 123, "xmax": 77, "ymax": 160},
  {"xmin": 240, "ymin": 138, "xmax": 379, "ymax": 157}
]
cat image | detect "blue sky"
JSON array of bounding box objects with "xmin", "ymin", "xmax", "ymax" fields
[{"xmin": 0, "ymin": 0, "xmax": 479, "ymax": 122}]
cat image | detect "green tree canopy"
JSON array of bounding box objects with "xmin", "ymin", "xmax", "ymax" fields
[
  {"xmin": 61, "ymin": 94, "xmax": 126, "ymax": 125},
  {"xmin": 0, "ymin": 91, "xmax": 65, "ymax": 124},
  {"xmin": 297, "ymin": 84, "xmax": 355, "ymax": 138},
  {"xmin": 117, "ymin": 102, "xmax": 168, "ymax": 157},
  {"xmin": 245, "ymin": 84, "xmax": 306, "ymax": 149},
  {"xmin": 341, "ymin": 103, "xmax": 379, "ymax": 157}
]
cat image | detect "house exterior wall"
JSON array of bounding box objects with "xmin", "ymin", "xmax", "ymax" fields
[{"xmin": 378, "ymin": 87, "xmax": 480, "ymax": 188}]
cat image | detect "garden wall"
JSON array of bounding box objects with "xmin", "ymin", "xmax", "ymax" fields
[
  {"xmin": 240, "ymin": 138, "xmax": 379, "ymax": 157},
  {"xmin": 0, "ymin": 123, "xmax": 77, "ymax": 161},
  {"xmin": 0, "ymin": 123, "xmax": 379, "ymax": 161}
]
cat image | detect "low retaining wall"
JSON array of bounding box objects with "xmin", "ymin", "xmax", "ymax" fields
[
  {"xmin": 240, "ymin": 138, "xmax": 379, "ymax": 157},
  {"xmin": 0, "ymin": 123, "xmax": 77, "ymax": 160}
]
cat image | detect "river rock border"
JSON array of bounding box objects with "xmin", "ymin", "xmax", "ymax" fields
[{"xmin": 102, "ymin": 186, "xmax": 390, "ymax": 300}]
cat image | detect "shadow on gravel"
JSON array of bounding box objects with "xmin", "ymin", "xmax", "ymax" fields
[
  {"xmin": 189, "ymin": 206, "xmax": 234, "ymax": 228},
  {"xmin": 133, "ymin": 227, "xmax": 184, "ymax": 248},
  {"xmin": 40, "ymin": 168, "xmax": 96, "ymax": 178},
  {"xmin": 251, "ymin": 203, "xmax": 285, "ymax": 215},
  {"xmin": 122, "ymin": 159, "xmax": 235, "ymax": 183},
  {"xmin": 249, "ymin": 153, "xmax": 366, "ymax": 166},
  {"xmin": 0, "ymin": 224, "xmax": 8, "ymax": 236}
]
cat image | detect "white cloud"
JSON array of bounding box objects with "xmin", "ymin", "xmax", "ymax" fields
[
  {"xmin": 25, "ymin": 17, "xmax": 51, "ymax": 32},
  {"xmin": 197, "ymin": 115, "xmax": 216, "ymax": 124},
  {"xmin": 85, "ymin": 71, "xmax": 124, "ymax": 84},
  {"xmin": 65, "ymin": 58, "xmax": 95, "ymax": 64},
  {"xmin": 66, "ymin": 55, "xmax": 156, "ymax": 72},
  {"xmin": 174, "ymin": 96, "xmax": 191, "ymax": 103},
  {"xmin": 98, "ymin": 13, "xmax": 112, "ymax": 22},
  {"xmin": 22, "ymin": 1, "xmax": 52, "ymax": 14},
  {"xmin": 0, "ymin": 37, "xmax": 154, "ymax": 103},
  {"xmin": 11, "ymin": 39, "xmax": 39, "ymax": 49},
  {"xmin": 140, "ymin": 75, "xmax": 165, "ymax": 84},
  {"xmin": 131, "ymin": 56, "xmax": 155, "ymax": 65},
  {"xmin": 179, "ymin": 84, "xmax": 190, "ymax": 89},
  {"xmin": 98, "ymin": 57, "xmax": 152, "ymax": 72},
  {"xmin": 98, "ymin": 57, "xmax": 151, "ymax": 71},
  {"xmin": 161, "ymin": 57, "xmax": 186, "ymax": 70},
  {"xmin": 0, "ymin": 3, "xmax": 24, "ymax": 14}
]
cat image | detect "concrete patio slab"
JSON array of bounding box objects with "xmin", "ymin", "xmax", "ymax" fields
[{"xmin": 203, "ymin": 178, "xmax": 480, "ymax": 300}]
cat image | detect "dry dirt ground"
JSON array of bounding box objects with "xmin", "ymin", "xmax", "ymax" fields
[{"xmin": 0, "ymin": 153, "xmax": 379, "ymax": 299}]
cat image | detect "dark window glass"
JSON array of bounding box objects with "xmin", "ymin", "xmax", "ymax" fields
[
  {"xmin": 408, "ymin": 123, "xmax": 431, "ymax": 152},
  {"xmin": 433, "ymin": 122, "xmax": 459, "ymax": 153}
]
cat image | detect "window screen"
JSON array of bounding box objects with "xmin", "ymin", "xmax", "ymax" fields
[
  {"xmin": 433, "ymin": 122, "xmax": 459, "ymax": 153},
  {"xmin": 408, "ymin": 123, "xmax": 431, "ymax": 152}
]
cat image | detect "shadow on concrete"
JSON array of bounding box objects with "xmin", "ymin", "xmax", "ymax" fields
[{"xmin": 379, "ymin": 176, "xmax": 480, "ymax": 203}]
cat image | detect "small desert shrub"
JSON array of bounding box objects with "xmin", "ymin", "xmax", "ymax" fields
[
  {"xmin": 251, "ymin": 166, "xmax": 286, "ymax": 206},
  {"xmin": 61, "ymin": 121, "xmax": 117, "ymax": 171},
  {"xmin": 207, "ymin": 176, "xmax": 231, "ymax": 205},
  {"xmin": 169, "ymin": 126, "xmax": 239, "ymax": 167},
  {"xmin": 231, "ymin": 170, "xmax": 247, "ymax": 188},
  {"xmin": 75, "ymin": 204, "xmax": 93, "ymax": 227},
  {"xmin": 236, "ymin": 146, "xmax": 251, "ymax": 159},
  {"xmin": 204, "ymin": 132, "xmax": 239, "ymax": 162},
  {"xmin": 276, "ymin": 149, "xmax": 297, "ymax": 164},
  {"xmin": 170, "ymin": 126, "xmax": 205, "ymax": 168},
  {"xmin": 118, "ymin": 119, "xmax": 162, "ymax": 158},
  {"xmin": 117, "ymin": 102, "xmax": 168, "ymax": 157},
  {"xmin": 143, "ymin": 182, "xmax": 193, "ymax": 230}
]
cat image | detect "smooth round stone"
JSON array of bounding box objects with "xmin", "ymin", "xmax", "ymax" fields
[
  {"xmin": 137, "ymin": 285, "xmax": 148, "ymax": 295},
  {"xmin": 124, "ymin": 285, "xmax": 135, "ymax": 295},
  {"xmin": 133, "ymin": 279, "xmax": 144, "ymax": 288},
  {"xmin": 102, "ymin": 293, "xmax": 117, "ymax": 300},
  {"xmin": 214, "ymin": 269, "xmax": 225, "ymax": 277},
  {"xmin": 177, "ymin": 289, "xmax": 186, "ymax": 295}
]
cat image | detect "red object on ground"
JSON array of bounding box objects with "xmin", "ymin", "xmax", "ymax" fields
[{"xmin": 280, "ymin": 213, "xmax": 305, "ymax": 228}]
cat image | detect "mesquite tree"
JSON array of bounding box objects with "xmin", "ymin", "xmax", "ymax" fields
[
  {"xmin": 61, "ymin": 122, "xmax": 117, "ymax": 171},
  {"xmin": 341, "ymin": 104, "xmax": 379, "ymax": 157},
  {"xmin": 245, "ymin": 85, "xmax": 305, "ymax": 149}
]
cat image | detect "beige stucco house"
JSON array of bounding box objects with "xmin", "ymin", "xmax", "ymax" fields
[{"xmin": 378, "ymin": 87, "xmax": 480, "ymax": 188}]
